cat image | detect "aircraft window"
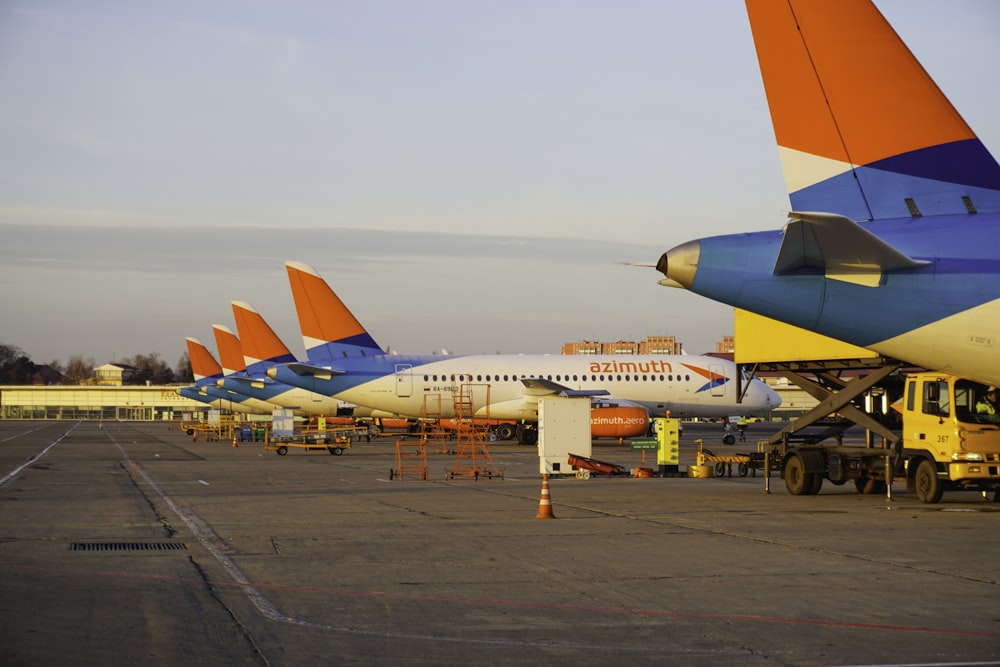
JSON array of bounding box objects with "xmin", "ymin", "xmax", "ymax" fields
[
  {"xmin": 503, "ymin": 375, "xmax": 509, "ymax": 381},
  {"xmin": 573, "ymin": 375, "xmax": 578, "ymax": 382},
  {"xmin": 624, "ymin": 375, "xmax": 629, "ymax": 382},
  {"xmin": 599, "ymin": 375, "xmax": 605, "ymax": 382},
  {"xmin": 685, "ymin": 375, "xmax": 690, "ymax": 381},
  {"xmin": 423, "ymin": 375, "xmax": 429, "ymax": 381},
  {"xmin": 668, "ymin": 374, "xmax": 673, "ymax": 381},
  {"xmin": 477, "ymin": 375, "xmax": 482, "ymax": 382}
]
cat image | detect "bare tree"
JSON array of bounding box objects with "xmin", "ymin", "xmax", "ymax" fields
[
  {"xmin": 121, "ymin": 352, "xmax": 175, "ymax": 385},
  {"xmin": 64, "ymin": 356, "xmax": 95, "ymax": 385},
  {"xmin": 0, "ymin": 343, "xmax": 34, "ymax": 384},
  {"xmin": 175, "ymin": 352, "xmax": 193, "ymax": 383}
]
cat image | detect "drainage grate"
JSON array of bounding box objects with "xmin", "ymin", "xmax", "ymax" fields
[{"xmin": 69, "ymin": 542, "xmax": 188, "ymax": 552}]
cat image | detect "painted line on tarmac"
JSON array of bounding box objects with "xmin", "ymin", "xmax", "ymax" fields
[
  {"xmin": 102, "ymin": 432, "xmax": 1000, "ymax": 653},
  {"xmin": 3, "ymin": 560, "xmax": 999, "ymax": 649},
  {"xmin": 0, "ymin": 422, "xmax": 78, "ymax": 487},
  {"xmin": 0, "ymin": 421, "xmax": 59, "ymax": 443}
]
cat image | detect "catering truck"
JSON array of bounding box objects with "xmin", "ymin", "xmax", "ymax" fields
[{"xmin": 779, "ymin": 372, "xmax": 1000, "ymax": 502}]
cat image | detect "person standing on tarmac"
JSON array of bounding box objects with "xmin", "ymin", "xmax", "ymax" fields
[{"xmin": 737, "ymin": 415, "xmax": 748, "ymax": 442}]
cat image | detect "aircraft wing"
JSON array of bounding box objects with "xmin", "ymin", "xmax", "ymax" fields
[
  {"xmin": 520, "ymin": 377, "xmax": 610, "ymax": 398},
  {"xmin": 773, "ymin": 212, "xmax": 931, "ymax": 286}
]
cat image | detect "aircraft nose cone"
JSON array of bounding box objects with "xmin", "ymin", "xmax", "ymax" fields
[{"xmin": 656, "ymin": 240, "xmax": 701, "ymax": 289}]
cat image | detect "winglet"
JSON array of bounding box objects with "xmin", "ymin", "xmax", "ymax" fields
[
  {"xmin": 231, "ymin": 301, "xmax": 297, "ymax": 376},
  {"xmin": 285, "ymin": 260, "xmax": 383, "ymax": 360},
  {"xmin": 747, "ymin": 0, "xmax": 1000, "ymax": 220},
  {"xmin": 185, "ymin": 337, "xmax": 223, "ymax": 386},
  {"xmin": 773, "ymin": 212, "xmax": 932, "ymax": 286},
  {"xmin": 212, "ymin": 324, "xmax": 249, "ymax": 376}
]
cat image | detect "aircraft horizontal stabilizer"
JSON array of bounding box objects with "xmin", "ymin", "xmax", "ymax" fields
[
  {"xmin": 773, "ymin": 212, "xmax": 931, "ymax": 286},
  {"xmin": 281, "ymin": 363, "xmax": 345, "ymax": 380},
  {"xmin": 223, "ymin": 376, "xmax": 276, "ymax": 387}
]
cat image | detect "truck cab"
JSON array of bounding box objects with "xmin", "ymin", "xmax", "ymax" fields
[{"xmin": 902, "ymin": 374, "xmax": 1000, "ymax": 502}]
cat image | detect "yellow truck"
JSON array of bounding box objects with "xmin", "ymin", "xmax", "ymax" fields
[{"xmin": 779, "ymin": 372, "xmax": 1000, "ymax": 502}]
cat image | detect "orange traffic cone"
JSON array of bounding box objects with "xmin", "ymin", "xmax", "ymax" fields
[{"xmin": 535, "ymin": 474, "xmax": 556, "ymax": 520}]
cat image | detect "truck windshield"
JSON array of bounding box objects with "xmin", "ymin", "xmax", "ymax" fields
[{"xmin": 957, "ymin": 379, "xmax": 998, "ymax": 424}]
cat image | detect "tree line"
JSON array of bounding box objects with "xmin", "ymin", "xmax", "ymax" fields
[{"xmin": 0, "ymin": 343, "xmax": 193, "ymax": 386}]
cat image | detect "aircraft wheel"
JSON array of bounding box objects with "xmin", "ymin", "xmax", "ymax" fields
[
  {"xmin": 496, "ymin": 424, "xmax": 516, "ymax": 441},
  {"xmin": 582, "ymin": 471, "xmax": 591, "ymax": 479},
  {"xmin": 276, "ymin": 446, "xmax": 288, "ymax": 456}
]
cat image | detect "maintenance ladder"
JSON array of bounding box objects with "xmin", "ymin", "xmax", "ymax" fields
[{"xmin": 447, "ymin": 384, "xmax": 501, "ymax": 480}]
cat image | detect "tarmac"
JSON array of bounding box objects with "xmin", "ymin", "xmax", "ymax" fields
[{"xmin": 1, "ymin": 420, "xmax": 999, "ymax": 666}]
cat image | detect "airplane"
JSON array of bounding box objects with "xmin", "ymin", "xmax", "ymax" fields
[
  {"xmin": 266, "ymin": 260, "xmax": 781, "ymax": 444},
  {"xmin": 215, "ymin": 302, "xmax": 360, "ymax": 419},
  {"xmin": 177, "ymin": 337, "xmax": 266, "ymax": 414},
  {"xmin": 655, "ymin": 0, "xmax": 1000, "ymax": 387}
]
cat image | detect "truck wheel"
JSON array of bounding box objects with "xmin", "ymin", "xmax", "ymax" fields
[
  {"xmin": 714, "ymin": 462, "xmax": 727, "ymax": 477},
  {"xmin": 277, "ymin": 446, "xmax": 288, "ymax": 456},
  {"xmin": 854, "ymin": 476, "xmax": 886, "ymax": 494},
  {"xmin": 723, "ymin": 434, "xmax": 736, "ymax": 445},
  {"xmin": 914, "ymin": 459, "xmax": 943, "ymax": 503},
  {"xmin": 783, "ymin": 454, "xmax": 811, "ymax": 495},
  {"xmin": 809, "ymin": 473, "xmax": 824, "ymax": 495}
]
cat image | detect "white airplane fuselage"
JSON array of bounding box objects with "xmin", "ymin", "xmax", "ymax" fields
[{"xmin": 270, "ymin": 353, "xmax": 780, "ymax": 422}]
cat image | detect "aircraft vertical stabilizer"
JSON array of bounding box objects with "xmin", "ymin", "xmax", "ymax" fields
[
  {"xmin": 186, "ymin": 337, "xmax": 224, "ymax": 385},
  {"xmin": 231, "ymin": 301, "xmax": 297, "ymax": 377},
  {"xmin": 747, "ymin": 0, "xmax": 1000, "ymax": 220},
  {"xmin": 285, "ymin": 260, "xmax": 382, "ymax": 360},
  {"xmin": 212, "ymin": 325, "xmax": 250, "ymax": 377}
]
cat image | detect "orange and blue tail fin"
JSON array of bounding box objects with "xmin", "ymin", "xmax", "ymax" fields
[
  {"xmin": 185, "ymin": 337, "xmax": 223, "ymax": 386},
  {"xmin": 285, "ymin": 260, "xmax": 382, "ymax": 360},
  {"xmin": 747, "ymin": 0, "xmax": 1000, "ymax": 221},
  {"xmin": 231, "ymin": 301, "xmax": 297, "ymax": 376},
  {"xmin": 212, "ymin": 324, "xmax": 249, "ymax": 377}
]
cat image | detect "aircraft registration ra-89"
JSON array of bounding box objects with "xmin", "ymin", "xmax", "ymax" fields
[
  {"xmin": 655, "ymin": 0, "xmax": 1000, "ymax": 387},
  {"xmin": 266, "ymin": 261, "xmax": 780, "ymax": 444}
]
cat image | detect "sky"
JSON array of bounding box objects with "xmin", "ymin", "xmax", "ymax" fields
[{"xmin": 2, "ymin": 1, "xmax": 999, "ymax": 368}]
